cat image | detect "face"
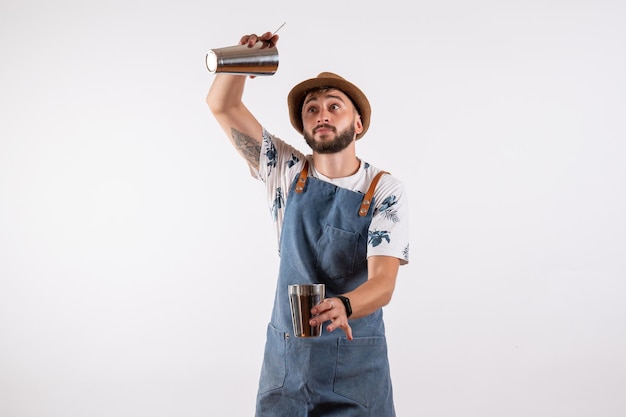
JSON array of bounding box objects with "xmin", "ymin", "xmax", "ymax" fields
[{"xmin": 301, "ymin": 88, "xmax": 363, "ymax": 154}]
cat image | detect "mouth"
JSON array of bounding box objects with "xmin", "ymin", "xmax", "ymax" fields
[{"xmin": 313, "ymin": 124, "xmax": 335, "ymax": 134}]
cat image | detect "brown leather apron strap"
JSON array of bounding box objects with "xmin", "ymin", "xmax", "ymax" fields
[
  {"xmin": 359, "ymin": 170, "xmax": 389, "ymax": 217},
  {"xmin": 296, "ymin": 161, "xmax": 387, "ymax": 216},
  {"xmin": 295, "ymin": 160, "xmax": 309, "ymax": 193}
]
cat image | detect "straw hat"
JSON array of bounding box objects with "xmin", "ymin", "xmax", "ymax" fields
[{"xmin": 287, "ymin": 72, "xmax": 371, "ymax": 140}]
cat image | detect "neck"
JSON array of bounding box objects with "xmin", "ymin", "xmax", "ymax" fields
[{"xmin": 312, "ymin": 150, "xmax": 360, "ymax": 179}]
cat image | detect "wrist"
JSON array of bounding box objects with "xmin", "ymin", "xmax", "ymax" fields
[{"xmin": 336, "ymin": 295, "xmax": 352, "ymax": 318}]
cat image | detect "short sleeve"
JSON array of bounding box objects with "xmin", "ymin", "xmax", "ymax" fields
[{"xmin": 367, "ymin": 175, "xmax": 410, "ymax": 265}]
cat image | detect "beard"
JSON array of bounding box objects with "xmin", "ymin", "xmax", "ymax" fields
[{"xmin": 303, "ymin": 124, "xmax": 356, "ymax": 154}]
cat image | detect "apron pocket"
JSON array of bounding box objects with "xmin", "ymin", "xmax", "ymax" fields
[
  {"xmin": 333, "ymin": 336, "xmax": 391, "ymax": 408},
  {"xmin": 316, "ymin": 225, "xmax": 358, "ymax": 279},
  {"xmin": 257, "ymin": 323, "xmax": 287, "ymax": 395}
]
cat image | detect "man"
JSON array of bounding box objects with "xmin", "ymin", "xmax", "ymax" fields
[{"xmin": 206, "ymin": 30, "xmax": 409, "ymax": 417}]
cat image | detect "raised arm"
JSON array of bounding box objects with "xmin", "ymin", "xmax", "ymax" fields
[{"xmin": 205, "ymin": 31, "xmax": 279, "ymax": 171}]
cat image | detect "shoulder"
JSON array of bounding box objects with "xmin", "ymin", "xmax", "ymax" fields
[
  {"xmin": 262, "ymin": 129, "xmax": 306, "ymax": 165},
  {"xmin": 362, "ymin": 161, "xmax": 406, "ymax": 196},
  {"xmin": 258, "ymin": 128, "xmax": 308, "ymax": 182}
]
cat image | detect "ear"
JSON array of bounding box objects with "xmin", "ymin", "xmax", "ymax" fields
[{"xmin": 354, "ymin": 114, "xmax": 364, "ymax": 135}]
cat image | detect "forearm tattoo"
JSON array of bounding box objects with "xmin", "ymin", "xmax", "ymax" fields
[{"xmin": 231, "ymin": 128, "xmax": 261, "ymax": 169}]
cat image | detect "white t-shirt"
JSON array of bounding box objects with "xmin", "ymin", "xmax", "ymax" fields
[{"xmin": 253, "ymin": 129, "xmax": 410, "ymax": 265}]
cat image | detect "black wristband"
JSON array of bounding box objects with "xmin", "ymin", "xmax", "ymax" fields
[{"xmin": 336, "ymin": 295, "xmax": 352, "ymax": 318}]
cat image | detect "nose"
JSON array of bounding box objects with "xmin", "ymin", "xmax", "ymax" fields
[{"xmin": 316, "ymin": 108, "xmax": 329, "ymax": 124}]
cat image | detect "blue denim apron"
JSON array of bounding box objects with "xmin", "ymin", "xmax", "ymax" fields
[{"xmin": 255, "ymin": 161, "xmax": 395, "ymax": 417}]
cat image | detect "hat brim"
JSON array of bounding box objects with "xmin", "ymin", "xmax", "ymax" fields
[{"xmin": 287, "ymin": 72, "xmax": 370, "ymax": 140}]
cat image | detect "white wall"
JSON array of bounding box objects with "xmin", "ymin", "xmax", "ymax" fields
[{"xmin": 1, "ymin": 1, "xmax": 625, "ymax": 416}]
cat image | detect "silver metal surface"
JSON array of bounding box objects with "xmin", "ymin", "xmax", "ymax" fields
[
  {"xmin": 205, "ymin": 42, "xmax": 279, "ymax": 76},
  {"xmin": 288, "ymin": 284, "xmax": 325, "ymax": 337}
]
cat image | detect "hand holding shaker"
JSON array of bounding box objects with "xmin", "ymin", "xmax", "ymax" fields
[
  {"xmin": 288, "ymin": 284, "xmax": 325, "ymax": 337},
  {"xmin": 205, "ymin": 23, "xmax": 284, "ymax": 76}
]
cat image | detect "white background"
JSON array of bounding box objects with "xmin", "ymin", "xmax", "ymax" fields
[{"xmin": 1, "ymin": 0, "xmax": 625, "ymax": 416}]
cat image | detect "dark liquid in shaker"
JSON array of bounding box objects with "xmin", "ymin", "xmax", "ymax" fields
[{"xmin": 290, "ymin": 294, "xmax": 321, "ymax": 337}]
